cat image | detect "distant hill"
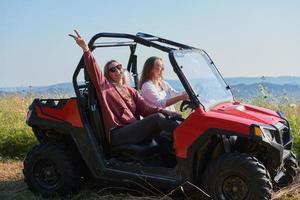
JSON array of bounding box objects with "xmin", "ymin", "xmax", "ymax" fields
[
  {"xmin": 230, "ymin": 83, "xmax": 300, "ymax": 101},
  {"xmin": 224, "ymin": 76, "xmax": 300, "ymax": 86},
  {"xmin": 168, "ymin": 77, "xmax": 300, "ymax": 101},
  {"xmin": 0, "ymin": 83, "xmax": 75, "ymax": 97},
  {"xmin": 1, "ymin": 76, "xmax": 300, "ymax": 101}
]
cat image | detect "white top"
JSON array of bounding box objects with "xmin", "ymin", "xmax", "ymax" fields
[{"xmin": 141, "ymin": 80, "xmax": 183, "ymax": 111}]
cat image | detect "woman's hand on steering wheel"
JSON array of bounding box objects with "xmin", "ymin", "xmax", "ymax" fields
[{"xmin": 180, "ymin": 100, "xmax": 193, "ymax": 112}]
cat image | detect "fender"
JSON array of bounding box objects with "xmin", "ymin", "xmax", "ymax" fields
[{"xmin": 176, "ymin": 128, "xmax": 250, "ymax": 182}]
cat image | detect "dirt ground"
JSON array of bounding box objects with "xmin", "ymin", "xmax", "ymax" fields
[{"xmin": 0, "ymin": 160, "xmax": 299, "ymax": 200}]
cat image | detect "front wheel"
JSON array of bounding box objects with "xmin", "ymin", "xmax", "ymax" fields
[
  {"xmin": 275, "ymin": 152, "xmax": 298, "ymax": 188},
  {"xmin": 201, "ymin": 153, "xmax": 272, "ymax": 200}
]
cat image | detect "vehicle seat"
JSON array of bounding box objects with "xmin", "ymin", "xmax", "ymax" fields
[
  {"xmin": 111, "ymin": 139, "xmax": 159, "ymax": 161},
  {"xmin": 82, "ymin": 83, "xmax": 160, "ymax": 160},
  {"xmin": 82, "ymin": 81, "xmax": 160, "ymax": 161}
]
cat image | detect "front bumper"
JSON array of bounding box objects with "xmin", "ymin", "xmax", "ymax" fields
[
  {"xmin": 257, "ymin": 121, "xmax": 294, "ymax": 172},
  {"xmin": 261, "ymin": 140, "xmax": 292, "ymax": 170}
]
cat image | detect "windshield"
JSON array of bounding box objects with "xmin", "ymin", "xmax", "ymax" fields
[{"xmin": 172, "ymin": 49, "xmax": 234, "ymax": 110}]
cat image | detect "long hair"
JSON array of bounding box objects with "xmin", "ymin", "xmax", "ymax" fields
[
  {"xmin": 104, "ymin": 60, "xmax": 128, "ymax": 86},
  {"xmin": 139, "ymin": 56, "xmax": 162, "ymax": 89}
]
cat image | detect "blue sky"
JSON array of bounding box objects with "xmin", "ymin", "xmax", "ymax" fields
[{"xmin": 1, "ymin": 0, "xmax": 300, "ymax": 87}]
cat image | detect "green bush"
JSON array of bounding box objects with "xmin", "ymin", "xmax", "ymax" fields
[
  {"xmin": 0, "ymin": 95, "xmax": 37, "ymax": 159},
  {"xmin": 0, "ymin": 129, "xmax": 37, "ymax": 158}
]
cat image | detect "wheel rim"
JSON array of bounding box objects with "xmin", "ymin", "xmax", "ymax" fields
[
  {"xmin": 222, "ymin": 175, "xmax": 249, "ymax": 200},
  {"xmin": 33, "ymin": 160, "xmax": 60, "ymax": 189}
]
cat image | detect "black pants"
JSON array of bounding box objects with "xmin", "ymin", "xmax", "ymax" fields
[{"xmin": 110, "ymin": 113, "xmax": 179, "ymax": 146}]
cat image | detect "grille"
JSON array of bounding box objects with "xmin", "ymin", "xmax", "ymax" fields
[{"xmin": 274, "ymin": 122, "xmax": 291, "ymax": 145}]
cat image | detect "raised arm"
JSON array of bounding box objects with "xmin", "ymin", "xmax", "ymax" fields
[{"xmin": 69, "ymin": 30, "xmax": 108, "ymax": 91}]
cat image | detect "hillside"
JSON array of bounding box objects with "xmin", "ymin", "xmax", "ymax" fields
[
  {"xmin": 231, "ymin": 83, "xmax": 300, "ymax": 101},
  {"xmin": 225, "ymin": 76, "xmax": 300, "ymax": 86},
  {"xmin": 1, "ymin": 76, "xmax": 300, "ymax": 101}
]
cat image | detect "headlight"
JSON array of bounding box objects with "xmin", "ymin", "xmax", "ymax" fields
[
  {"xmin": 254, "ymin": 126, "xmax": 275, "ymax": 142},
  {"xmin": 262, "ymin": 128, "xmax": 274, "ymax": 141}
]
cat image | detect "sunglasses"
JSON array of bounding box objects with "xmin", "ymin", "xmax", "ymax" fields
[{"xmin": 109, "ymin": 64, "xmax": 123, "ymax": 73}]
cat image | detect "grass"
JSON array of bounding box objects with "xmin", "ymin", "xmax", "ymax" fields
[
  {"xmin": 0, "ymin": 161, "xmax": 174, "ymax": 200},
  {"xmin": 0, "ymin": 89, "xmax": 299, "ymax": 159},
  {"xmin": 0, "ymin": 95, "xmax": 37, "ymax": 159},
  {"xmin": 250, "ymin": 93, "xmax": 300, "ymax": 156},
  {"xmin": 0, "ymin": 160, "xmax": 299, "ymax": 200},
  {"xmin": 0, "ymin": 92, "xmax": 300, "ymax": 199},
  {"xmin": 0, "ymin": 160, "xmax": 33, "ymax": 200}
]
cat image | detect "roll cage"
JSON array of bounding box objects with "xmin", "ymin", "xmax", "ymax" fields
[
  {"xmin": 72, "ymin": 32, "xmax": 201, "ymax": 107},
  {"xmin": 71, "ymin": 32, "xmax": 226, "ymax": 156},
  {"xmin": 71, "ymin": 32, "xmax": 203, "ymax": 156}
]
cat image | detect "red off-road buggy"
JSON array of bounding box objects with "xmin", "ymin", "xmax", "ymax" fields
[{"xmin": 23, "ymin": 32, "xmax": 297, "ymax": 199}]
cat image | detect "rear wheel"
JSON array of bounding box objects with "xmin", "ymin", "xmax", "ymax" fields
[
  {"xmin": 275, "ymin": 152, "xmax": 298, "ymax": 188},
  {"xmin": 23, "ymin": 143, "xmax": 81, "ymax": 197},
  {"xmin": 201, "ymin": 153, "xmax": 272, "ymax": 200}
]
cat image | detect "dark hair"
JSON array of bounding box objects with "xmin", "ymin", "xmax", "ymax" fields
[{"xmin": 139, "ymin": 56, "xmax": 162, "ymax": 89}]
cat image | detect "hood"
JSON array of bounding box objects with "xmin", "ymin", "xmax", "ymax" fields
[{"xmin": 209, "ymin": 102, "xmax": 283, "ymax": 126}]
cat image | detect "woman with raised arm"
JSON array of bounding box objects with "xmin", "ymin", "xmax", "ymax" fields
[
  {"xmin": 69, "ymin": 30, "xmax": 180, "ymax": 146},
  {"xmin": 140, "ymin": 56, "xmax": 189, "ymax": 112}
]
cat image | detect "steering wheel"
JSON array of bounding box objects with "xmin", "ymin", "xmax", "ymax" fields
[{"xmin": 180, "ymin": 100, "xmax": 192, "ymax": 112}]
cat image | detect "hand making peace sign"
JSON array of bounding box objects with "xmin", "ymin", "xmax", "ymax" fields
[{"xmin": 69, "ymin": 30, "xmax": 89, "ymax": 52}]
